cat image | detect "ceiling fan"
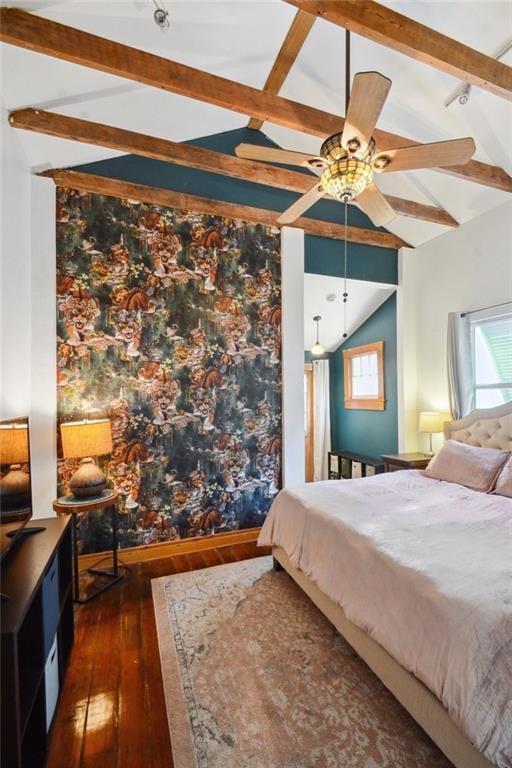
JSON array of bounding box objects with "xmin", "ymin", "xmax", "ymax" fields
[{"xmin": 235, "ymin": 71, "xmax": 476, "ymax": 227}]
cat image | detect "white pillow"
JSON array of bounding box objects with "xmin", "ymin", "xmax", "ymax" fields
[
  {"xmin": 424, "ymin": 439, "xmax": 509, "ymax": 492},
  {"xmin": 495, "ymin": 455, "xmax": 512, "ymax": 498}
]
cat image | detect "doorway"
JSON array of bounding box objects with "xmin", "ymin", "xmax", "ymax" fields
[{"xmin": 304, "ymin": 274, "xmax": 394, "ymax": 482}]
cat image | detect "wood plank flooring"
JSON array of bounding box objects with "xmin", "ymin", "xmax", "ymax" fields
[{"xmin": 45, "ymin": 540, "xmax": 269, "ymax": 768}]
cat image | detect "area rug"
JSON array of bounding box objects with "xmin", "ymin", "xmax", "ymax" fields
[{"xmin": 152, "ymin": 557, "xmax": 452, "ymax": 768}]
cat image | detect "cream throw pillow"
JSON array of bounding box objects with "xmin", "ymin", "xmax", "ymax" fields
[
  {"xmin": 424, "ymin": 439, "xmax": 509, "ymax": 492},
  {"xmin": 495, "ymin": 455, "xmax": 512, "ymax": 498}
]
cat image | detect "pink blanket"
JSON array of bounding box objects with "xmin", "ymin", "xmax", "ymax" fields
[{"xmin": 258, "ymin": 470, "xmax": 512, "ymax": 767}]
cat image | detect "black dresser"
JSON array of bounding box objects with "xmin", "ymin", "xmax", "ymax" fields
[{"xmin": 1, "ymin": 517, "xmax": 74, "ymax": 768}]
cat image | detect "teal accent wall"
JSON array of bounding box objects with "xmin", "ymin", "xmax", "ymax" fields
[
  {"xmin": 73, "ymin": 128, "xmax": 398, "ymax": 286},
  {"xmin": 304, "ymin": 351, "xmax": 329, "ymax": 363},
  {"xmin": 329, "ymin": 293, "xmax": 398, "ymax": 459},
  {"xmin": 304, "ymin": 235, "xmax": 396, "ymax": 285}
]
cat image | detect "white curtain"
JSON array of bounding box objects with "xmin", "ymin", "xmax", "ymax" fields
[
  {"xmin": 447, "ymin": 312, "xmax": 474, "ymax": 419},
  {"xmin": 313, "ymin": 359, "xmax": 331, "ymax": 481}
]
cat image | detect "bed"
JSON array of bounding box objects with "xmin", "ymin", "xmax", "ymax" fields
[{"xmin": 258, "ymin": 403, "xmax": 512, "ymax": 768}]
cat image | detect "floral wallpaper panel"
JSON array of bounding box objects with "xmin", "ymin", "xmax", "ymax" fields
[{"xmin": 56, "ymin": 187, "xmax": 281, "ymax": 554}]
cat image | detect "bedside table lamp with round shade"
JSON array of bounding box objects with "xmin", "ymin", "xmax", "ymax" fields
[
  {"xmin": 60, "ymin": 419, "xmax": 112, "ymax": 498},
  {"xmin": 418, "ymin": 412, "xmax": 444, "ymax": 456},
  {"xmin": 0, "ymin": 422, "xmax": 30, "ymax": 510}
]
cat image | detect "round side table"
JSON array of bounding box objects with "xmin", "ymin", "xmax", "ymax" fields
[{"xmin": 53, "ymin": 490, "xmax": 125, "ymax": 604}]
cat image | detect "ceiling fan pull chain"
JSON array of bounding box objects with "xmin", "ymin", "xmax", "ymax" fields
[
  {"xmin": 345, "ymin": 29, "xmax": 351, "ymax": 114},
  {"xmin": 343, "ymin": 201, "xmax": 348, "ymax": 339}
]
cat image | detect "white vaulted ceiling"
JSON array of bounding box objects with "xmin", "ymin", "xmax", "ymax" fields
[
  {"xmin": 304, "ymin": 274, "xmax": 394, "ymax": 352},
  {"xmin": 1, "ymin": 0, "xmax": 511, "ymax": 247}
]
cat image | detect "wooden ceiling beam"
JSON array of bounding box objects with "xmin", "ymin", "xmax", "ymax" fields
[
  {"xmin": 0, "ymin": 8, "xmax": 333, "ymax": 133},
  {"xmin": 286, "ymin": 0, "xmax": 512, "ymax": 102},
  {"xmin": 10, "ymin": 108, "xmax": 458, "ymax": 227},
  {"xmin": 248, "ymin": 9, "xmax": 316, "ymax": 130},
  {"xmin": 379, "ymin": 194, "xmax": 456, "ymax": 227},
  {"xmin": 38, "ymin": 168, "xmax": 412, "ymax": 249},
  {"xmin": 1, "ymin": 8, "xmax": 510, "ymax": 192}
]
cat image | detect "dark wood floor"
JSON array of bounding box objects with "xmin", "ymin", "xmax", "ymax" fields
[{"xmin": 46, "ymin": 541, "xmax": 269, "ymax": 768}]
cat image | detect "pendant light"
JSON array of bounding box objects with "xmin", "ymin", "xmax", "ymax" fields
[{"xmin": 311, "ymin": 315, "xmax": 324, "ymax": 356}]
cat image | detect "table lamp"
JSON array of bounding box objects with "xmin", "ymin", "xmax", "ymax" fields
[
  {"xmin": 418, "ymin": 412, "xmax": 444, "ymax": 456},
  {"xmin": 60, "ymin": 419, "xmax": 112, "ymax": 498},
  {"xmin": 0, "ymin": 423, "xmax": 30, "ymax": 508}
]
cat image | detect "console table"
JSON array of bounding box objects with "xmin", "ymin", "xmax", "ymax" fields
[
  {"xmin": 328, "ymin": 450, "xmax": 385, "ymax": 479},
  {"xmin": 1, "ymin": 517, "xmax": 74, "ymax": 768}
]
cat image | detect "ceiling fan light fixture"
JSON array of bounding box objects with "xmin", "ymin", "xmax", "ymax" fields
[
  {"xmin": 373, "ymin": 154, "xmax": 391, "ymax": 171},
  {"xmin": 321, "ymin": 132, "xmax": 376, "ymax": 164},
  {"xmin": 346, "ymin": 138, "xmax": 361, "ymax": 154},
  {"xmin": 307, "ymin": 158, "xmax": 327, "ymax": 169},
  {"xmin": 320, "ymin": 132, "xmax": 347, "ymax": 163},
  {"xmin": 321, "ymin": 159, "xmax": 373, "ymax": 202}
]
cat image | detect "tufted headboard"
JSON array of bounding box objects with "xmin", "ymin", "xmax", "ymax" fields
[{"xmin": 444, "ymin": 402, "xmax": 512, "ymax": 450}]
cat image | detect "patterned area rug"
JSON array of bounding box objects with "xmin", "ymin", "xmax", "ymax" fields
[{"xmin": 152, "ymin": 557, "xmax": 452, "ymax": 768}]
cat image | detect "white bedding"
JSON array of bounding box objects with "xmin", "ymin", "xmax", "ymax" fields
[{"xmin": 258, "ymin": 470, "xmax": 512, "ymax": 767}]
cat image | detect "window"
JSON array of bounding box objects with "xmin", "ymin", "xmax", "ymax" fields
[
  {"xmin": 343, "ymin": 341, "xmax": 385, "ymax": 410},
  {"xmin": 471, "ymin": 310, "xmax": 512, "ymax": 408}
]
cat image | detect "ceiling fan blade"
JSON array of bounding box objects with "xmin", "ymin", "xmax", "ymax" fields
[
  {"xmin": 235, "ymin": 143, "xmax": 325, "ymax": 170},
  {"xmin": 355, "ymin": 183, "xmax": 396, "ymax": 227},
  {"xmin": 277, "ymin": 183, "xmax": 325, "ymax": 224},
  {"xmin": 341, "ymin": 72, "xmax": 392, "ymax": 153},
  {"xmin": 373, "ymin": 137, "xmax": 476, "ymax": 173}
]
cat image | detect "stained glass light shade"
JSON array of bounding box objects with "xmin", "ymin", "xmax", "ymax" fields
[
  {"xmin": 319, "ymin": 131, "xmax": 375, "ymax": 202},
  {"xmin": 320, "ymin": 132, "xmax": 348, "ymax": 164},
  {"xmin": 321, "ymin": 159, "xmax": 373, "ymax": 202}
]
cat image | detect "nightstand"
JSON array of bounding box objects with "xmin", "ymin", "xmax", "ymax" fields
[
  {"xmin": 53, "ymin": 490, "xmax": 126, "ymax": 604},
  {"xmin": 381, "ymin": 453, "xmax": 431, "ymax": 472}
]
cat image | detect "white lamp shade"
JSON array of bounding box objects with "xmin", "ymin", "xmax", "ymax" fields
[
  {"xmin": 311, "ymin": 342, "xmax": 325, "ymax": 356},
  {"xmin": 60, "ymin": 419, "xmax": 112, "ymax": 459},
  {"xmin": 418, "ymin": 412, "xmax": 444, "ymax": 434},
  {"xmin": 0, "ymin": 425, "xmax": 29, "ymax": 465}
]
